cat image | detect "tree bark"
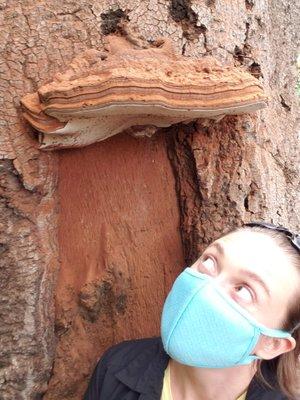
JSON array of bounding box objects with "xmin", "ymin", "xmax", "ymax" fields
[{"xmin": 0, "ymin": 1, "xmax": 299, "ymax": 399}]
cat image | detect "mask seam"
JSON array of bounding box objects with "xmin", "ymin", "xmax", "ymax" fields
[{"xmin": 165, "ymin": 286, "xmax": 203, "ymax": 352}]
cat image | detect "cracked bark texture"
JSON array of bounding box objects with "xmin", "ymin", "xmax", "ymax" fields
[{"xmin": 1, "ymin": 0, "xmax": 299, "ymax": 399}]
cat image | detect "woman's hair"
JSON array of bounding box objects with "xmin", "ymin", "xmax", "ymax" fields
[{"xmin": 223, "ymin": 224, "xmax": 300, "ymax": 399}]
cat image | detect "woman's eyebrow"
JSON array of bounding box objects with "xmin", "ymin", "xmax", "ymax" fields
[
  {"xmin": 239, "ymin": 270, "xmax": 271, "ymax": 297},
  {"xmin": 207, "ymin": 242, "xmax": 225, "ymax": 256}
]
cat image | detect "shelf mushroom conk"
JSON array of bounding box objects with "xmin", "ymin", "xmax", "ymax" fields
[{"xmin": 21, "ymin": 36, "xmax": 268, "ymax": 151}]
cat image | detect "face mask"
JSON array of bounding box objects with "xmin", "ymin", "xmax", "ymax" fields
[{"xmin": 161, "ymin": 267, "xmax": 291, "ymax": 368}]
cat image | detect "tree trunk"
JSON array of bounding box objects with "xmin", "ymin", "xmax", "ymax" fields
[{"xmin": 0, "ymin": 1, "xmax": 299, "ymax": 399}]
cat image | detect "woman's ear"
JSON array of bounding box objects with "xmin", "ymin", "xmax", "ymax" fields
[{"xmin": 253, "ymin": 335, "xmax": 296, "ymax": 360}]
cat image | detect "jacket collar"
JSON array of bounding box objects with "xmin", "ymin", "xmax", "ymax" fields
[{"xmin": 114, "ymin": 338, "xmax": 284, "ymax": 399}]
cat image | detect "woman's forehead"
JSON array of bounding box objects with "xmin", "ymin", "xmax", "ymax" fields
[{"xmin": 216, "ymin": 229, "xmax": 279, "ymax": 254}]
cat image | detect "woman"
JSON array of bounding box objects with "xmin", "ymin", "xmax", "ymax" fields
[{"xmin": 84, "ymin": 222, "xmax": 300, "ymax": 400}]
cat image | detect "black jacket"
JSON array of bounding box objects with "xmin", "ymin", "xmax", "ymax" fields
[{"xmin": 83, "ymin": 337, "xmax": 287, "ymax": 400}]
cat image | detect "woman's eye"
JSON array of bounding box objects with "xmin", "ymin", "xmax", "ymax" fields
[
  {"xmin": 235, "ymin": 285, "xmax": 253, "ymax": 302},
  {"xmin": 201, "ymin": 258, "xmax": 216, "ymax": 274}
]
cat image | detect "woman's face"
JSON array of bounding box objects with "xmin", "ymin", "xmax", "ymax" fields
[{"xmin": 190, "ymin": 230, "xmax": 299, "ymax": 330}]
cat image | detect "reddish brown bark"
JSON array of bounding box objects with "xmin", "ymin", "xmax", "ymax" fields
[{"xmin": 45, "ymin": 131, "xmax": 183, "ymax": 399}]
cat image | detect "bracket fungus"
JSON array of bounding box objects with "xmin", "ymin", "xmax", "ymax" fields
[{"xmin": 21, "ymin": 36, "xmax": 268, "ymax": 151}]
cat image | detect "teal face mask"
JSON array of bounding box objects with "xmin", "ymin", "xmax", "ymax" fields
[{"xmin": 161, "ymin": 267, "xmax": 291, "ymax": 368}]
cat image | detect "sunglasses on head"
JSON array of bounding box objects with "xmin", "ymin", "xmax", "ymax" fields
[{"xmin": 243, "ymin": 221, "xmax": 300, "ymax": 255}]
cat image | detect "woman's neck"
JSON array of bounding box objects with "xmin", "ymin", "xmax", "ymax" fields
[{"xmin": 169, "ymin": 359, "xmax": 257, "ymax": 400}]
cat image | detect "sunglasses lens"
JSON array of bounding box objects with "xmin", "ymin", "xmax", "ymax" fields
[{"xmin": 292, "ymin": 235, "xmax": 300, "ymax": 249}]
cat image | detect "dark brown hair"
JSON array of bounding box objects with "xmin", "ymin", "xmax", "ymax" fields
[{"xmin": 227, "ymin": 225, "xmax": 300, "ymax": 399}]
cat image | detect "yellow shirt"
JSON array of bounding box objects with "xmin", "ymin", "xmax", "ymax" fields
[{"xmin": 160, "ymin": 362, "xmax": 247, "ymax": 400}]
